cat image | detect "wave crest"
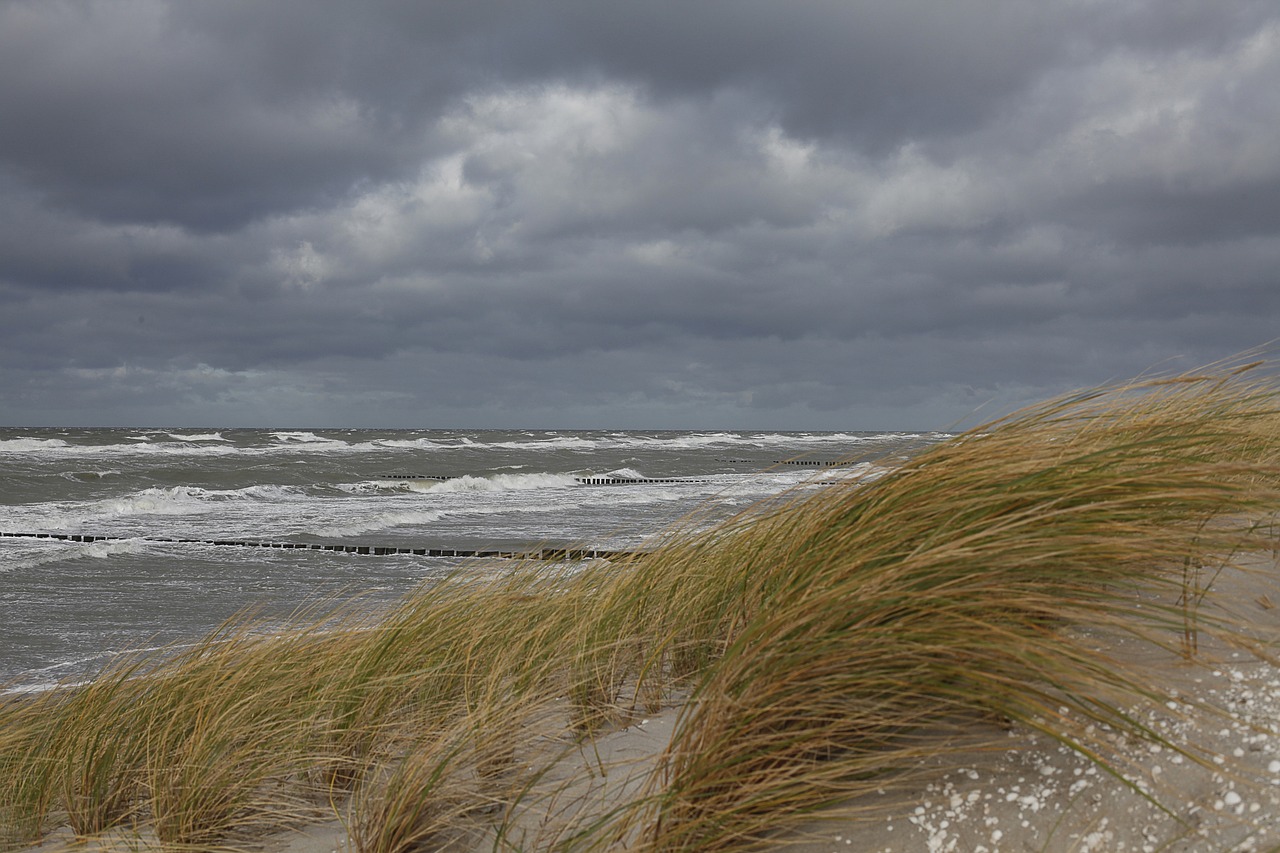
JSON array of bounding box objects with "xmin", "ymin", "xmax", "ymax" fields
[
  {"xmin": 415, "ymin": 473, "xmax": 580, "ymax": 493},
  {"xmin": 0, "ymin": 437, "xmax": 71, "ymax": 452}
]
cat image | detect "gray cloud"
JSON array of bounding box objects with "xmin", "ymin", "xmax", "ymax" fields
[{"xmin": 1, "ymin": 0, "xmax": 1278, "ymax": 429}]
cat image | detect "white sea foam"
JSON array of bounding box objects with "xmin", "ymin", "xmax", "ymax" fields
[
  {"xmin": 270, "ymin": 431, "xmax": 330, "ymax": 443},
  {"xmin": 94, "ymin": 484, "xmax": 304, "ymax": 518},
  {"xmin": 268, "ymin": 432, "xmax": 355, "ymax": 451},
  {"xmin": 481, "ymin": 436, "xmax": 600, "ymax": 451},
  {"xmin": 466, "ymin": 431, "xmax": 939, "ymax": 454},
  {"xmin": 371, "ymin": 437, "xmax": 450, "ymax": 450},
  {"xmin": 166, "ymin": 432, "xmax": 228, "ymax": 442},
  {"xmin": 59, "ymin": 469, "xmax": 120, "ymax": 481},
  {"xmin": 753, "ymin": 431, "xmax": 907, "ymax": 445},
  {"xmin": 82, "ymin": 538, "xmax": 148, "ymax": 559},
  {"xmin": 334, "ymin": 481, "xmax": 397, "ymax": 495},
  {"xmin": 8, "ymin": 440, "xmax": 241, "ymax": 459},
  {"xmin": 232, "ymin": 484, "xmax": 303, "ymax": 501},
  {"xmin": 0, "ymin": 544, "xmax": 68, "ymax": 573},
  {"xmin": 0, "ymin": 437, "xmax": 71, "ymax": 452},
  {"xmin": 415, "ymin": 473, "xmax": 580, "ymax": 493},
  {"xmin": 317, "ymin": 509, "xmax": 448, "ymax": 537},
  {"xmin": 603, "ymin": 467, "xmax": 648, "ymax": 480},
  {"xmin": 97, "ymin": 489, "xmax": 208, "ymax": 516},
  {"xmin": 0, "ymin": 537, "xmax": 149, "ymax": 573}
]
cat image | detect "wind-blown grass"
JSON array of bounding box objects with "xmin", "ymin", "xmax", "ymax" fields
[{"xmin": 3, "ymin": 361, "xmax": 1280, "ymax": 851}]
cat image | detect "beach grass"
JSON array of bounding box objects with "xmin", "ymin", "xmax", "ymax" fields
[{"xmin": 3, "ymin": 360, "xmax": 1280, "ymax": 850}]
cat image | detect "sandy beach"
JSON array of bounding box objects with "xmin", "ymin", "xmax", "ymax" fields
[
  {"xmin": 21, "ymin": 554, "xmax": 1280, "ymax": 853},
  {"xmin": 278, "ymin": 557, "xmax": 1280, "ymax": 852}
]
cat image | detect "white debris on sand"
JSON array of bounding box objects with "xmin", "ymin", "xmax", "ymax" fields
[
  {"xmin": 789, "ymin": 666, "xmax": 1280, "ymax": 852},
  {"xmin": 789, "ymin": 559, "xmax": 1280, "ymax": 853}
]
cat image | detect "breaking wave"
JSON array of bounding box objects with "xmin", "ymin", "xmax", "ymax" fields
[
  {"xmin": 414, "ymin": 473, "xmax": 581, "ymax": 493},
  {"xmin": 166, "ymin": 432, "xmax": 228, "ymax": 442},
  {"xmin": 96, "ymin": 485, "xmax": 304, "ymax": 517},
  {"xmin": 0, "ymin": 437, "xmax": 72, "ymax": 452}
]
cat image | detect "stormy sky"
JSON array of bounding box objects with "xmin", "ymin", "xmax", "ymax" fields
[{"xmin": 1, "ymin": 1, "xmax": 1278, "ymax": 429}]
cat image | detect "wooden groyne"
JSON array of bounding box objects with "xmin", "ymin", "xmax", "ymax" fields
[{"xmin": 0, "ymin": 531, "xmax": 636, "ymax": 561}]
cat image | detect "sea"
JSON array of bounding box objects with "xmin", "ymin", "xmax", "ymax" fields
[{"xmin": 0, "ymin": 427, "xmax": 947, "ymax": 692}]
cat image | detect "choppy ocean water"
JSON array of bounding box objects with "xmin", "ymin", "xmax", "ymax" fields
[{"xmin": 0, "ymin": 427, "xmax": 946, "ymax": 691}]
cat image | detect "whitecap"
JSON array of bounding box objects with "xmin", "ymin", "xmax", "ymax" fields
[
  {"xmin": 165, "ymin": 432, "xmax": 228, "ymax": 442},
  {"xmin": 481, "ymin": 436, "xmax": 599, "ymax": 451},
  {"xmin": 371, "ymin": 437, "xmax": 450, "ymax": 450},
  {"xmin": 82, "ymin": 538, "xmax": 148, "ymax": 559},
  {"xmin": 415, "ymin": 473, "xmax": 579, "ymax": 493},
  {"xmin": 0, "ymin": 537, "xmax": 149, "ymax": 573},
  {"xmin": 0, "ymin": 437, "xmax": 71, "ymax": 452},
  {"xmin": 603, "ymin": 468, "xmax": 648, "ymax": 480},
  {"xmin": 232, "ymin": 484, "xmax": 306, "ymax": 501},
  {"xmin": 315, "ymin": 508, "xmax": 447, "ymax": 537},
  {"xmin": 269, "ymin": 431, "xmax": 351, "ymax": 448},
  {"xmin": 97, "ymin": 488, "xmax": 212, "ymax": 517},
  {"xmin": 92, "ymin": 484, "xmax": 303, "ymax": 518},
  {"xmin": 59, "ymin": 470, "xmax": 119, "ymax": 482}
]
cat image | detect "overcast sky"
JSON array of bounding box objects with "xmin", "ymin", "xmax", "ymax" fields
[{"xmin": 1, "ymin": 1, "xmax": 1277, "ymax": 430}]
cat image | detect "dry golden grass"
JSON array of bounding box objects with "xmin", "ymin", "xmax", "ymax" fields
[{"xmin": 3, "ymin": 359, "xmax": 1280, "ymax": 851}]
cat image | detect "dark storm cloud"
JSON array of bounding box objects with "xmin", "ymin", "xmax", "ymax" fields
[
  {"xmin": 1, "ymin": 0, "xmax": 1278, "ymax": 428},
  {"xmin": 0, "ymin": 1, "xmax": 437, "ymax": 231}
]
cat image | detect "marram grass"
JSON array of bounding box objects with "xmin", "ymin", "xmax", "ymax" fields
[{"xmin": 4, "ymin": 362, "xmax": 1280, "ymax": 851}]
